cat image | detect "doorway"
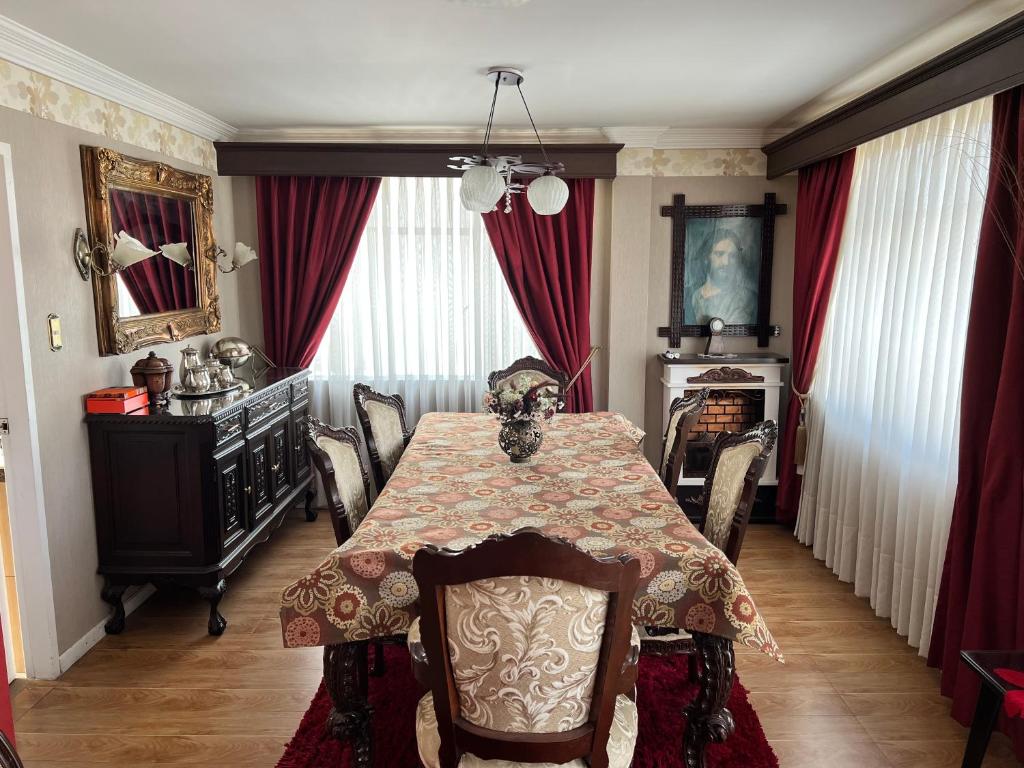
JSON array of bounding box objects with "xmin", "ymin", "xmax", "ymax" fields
[{"xmin": 0, "ymin": 142, "xmax": 60, "ymax": 680}]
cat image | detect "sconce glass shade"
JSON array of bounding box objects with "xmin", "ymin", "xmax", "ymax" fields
[
  {"xmin": 527, "ymin": 174, "xmax": 569, "ymax": 215},
  {"xmin": 159, "ymin": 242, "xmax": 192, "ymax": 268},
  {"xmin": 110, "ymin": 230, "xmax": 159, "ymax": 268},
  {"xmin": 460, "ymin": 165, "xmax": 505, "ymax": 213},
  {"xmin": 232, "ymin": 242, "xmax": 258, "ymax": 268}
]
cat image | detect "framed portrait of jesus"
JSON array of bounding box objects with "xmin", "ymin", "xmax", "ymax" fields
[{"xmin": 657, "ymin": 193, "xmax": 787, "ymax": 347}]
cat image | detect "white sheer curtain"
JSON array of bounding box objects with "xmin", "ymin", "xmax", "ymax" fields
[
  {"xmin": 311, "ymin": 176, "xmax": 539, "ymax": 429},
  {"xmin": 796, "ymin": 98, "xmax": 992, "ymax": 656}
]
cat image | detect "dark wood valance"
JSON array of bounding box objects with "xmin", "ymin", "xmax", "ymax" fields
[
  {"xmin": 214, "ymin": 142, "xmax": 623, "ymax": 179},
  {"xmin": 763, "ymin": 11, "xmax": 1024, "ymax": 178}
]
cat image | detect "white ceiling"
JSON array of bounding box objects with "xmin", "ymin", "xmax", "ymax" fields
[{"xmin": 0, "ymin": 0, "xmax": 981, "ymax": 134}]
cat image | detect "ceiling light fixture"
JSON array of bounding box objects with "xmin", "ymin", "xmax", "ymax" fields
[{"xmin": 449, "ymin": 67, "xmax": 567, "ymax": 216}]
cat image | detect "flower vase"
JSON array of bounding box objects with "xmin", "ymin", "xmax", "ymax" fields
[{"xmin": 498, "ymin": 418, "xmax": 543, "ymax": 463}]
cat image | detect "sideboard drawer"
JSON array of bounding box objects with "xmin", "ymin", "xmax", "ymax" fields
[
  {"xmin": 215, "ymin": 408, "xmax": 245, "ymax": 446},
  {"xmin": 245, "ymin": 385, "xmax": 291, "ymax": 429},
  {"xmin": 291, "ymin": 378, "xmax": 309, "ymax": 403}
]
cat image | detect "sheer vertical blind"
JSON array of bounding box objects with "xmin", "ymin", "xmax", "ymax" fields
[
  {"xmin": 311, "ymin": 177, "xmax": 539, "ymax": 428},
  {"xmin": 796, "ymin": 98, "xmax": 992, "ymax": 655}
]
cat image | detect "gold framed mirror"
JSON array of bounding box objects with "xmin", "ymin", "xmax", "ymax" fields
[{"xmin": 80, "ymin": 146, "xmax": 221, "ymax": 356}]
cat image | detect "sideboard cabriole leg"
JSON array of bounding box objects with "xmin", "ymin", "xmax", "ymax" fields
[
  {"xmin": 324, "ymin": 641, "xmax": 373, "ymax": 768},
  {"xmin": 683, "ymin": 632, "xmax": 735, "ymax": 768},
  {"xmin": 198, "ymin": 579, "xmax": 228, "ymax": 636},
  {"xmin": 100, "ymin": 580, "xmax": 128, "ymax": 634},
  {"xmin": 304, "ymin": 486, "xmax": 318, "ymax": 522}
]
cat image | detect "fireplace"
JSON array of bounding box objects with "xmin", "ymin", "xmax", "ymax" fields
[{"xmin": 660, "ymin": 353, "xmax": 788, "ymax": 494}]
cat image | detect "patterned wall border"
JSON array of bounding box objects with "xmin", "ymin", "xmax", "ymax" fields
[
  {"xmin": 0, "ymin": 57, "xmax": 216, "ymax": 171},
  {"xmin": 617, "ymin": 147, "xmax": 767, "ymax": 177}
]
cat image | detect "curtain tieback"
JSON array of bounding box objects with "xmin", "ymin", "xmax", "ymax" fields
[{"xmin": 792, "ymin": 385, "xmax": 811, "ymax": 468}]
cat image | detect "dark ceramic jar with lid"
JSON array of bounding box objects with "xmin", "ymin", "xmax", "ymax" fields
[{"xmin": 130, "ymin": 351, "xmax": 174, "ymax": 407}]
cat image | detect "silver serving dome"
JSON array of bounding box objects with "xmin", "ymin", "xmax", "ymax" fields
[{"xmin": 210, "ymin": 337, "xmax": 253, "ymax": 368}]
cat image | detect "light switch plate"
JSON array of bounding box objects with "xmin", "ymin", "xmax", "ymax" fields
[{"xmin": 47, "ymin": 313, "xmax": 63, "ymax": 351}]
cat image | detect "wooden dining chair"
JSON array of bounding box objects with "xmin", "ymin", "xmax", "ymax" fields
[
  {"xmin": 487, "ymin": 355, "xmax": 568, "ymax": 398},
  {"xmin": 0, "ymin": 733, "xmax": 22, "ymax": 768},
  {"xmin": 352, "ymin": 383, "xmax": 414, "ymax": 493},
  {"xmin": 659, "ymin": 387, "xmax": 710, "ymax": 492},
  {"xmin": 409, "ymin": 529, "xmax": 641, "ymax": 768},
  {"xmin": 305, "ymin": 417, "xmax": 372, "ymax": 547},
  {"xmin": 641, "ymin": 421, "xmax": 777, "ymax": 664}
]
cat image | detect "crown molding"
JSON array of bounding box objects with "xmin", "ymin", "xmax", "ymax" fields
[
  {"xmin": 0, "ymin": 14, "xmax": 235, "ymax": 141},
  {"xmin": 232, "ymin": 125, "xmax": 609, "ymax": 144},
  {"xmin": 603, "ymin": 126, "xmax": 788, "ymax": 149}
]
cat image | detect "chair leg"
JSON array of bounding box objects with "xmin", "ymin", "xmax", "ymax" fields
[{"xmin": 371, "ymin": 640, "xmax": 386, "ymax": 677}]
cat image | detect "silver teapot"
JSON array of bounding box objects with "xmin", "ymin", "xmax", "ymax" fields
[
  {"xmin": 179, "ymin": 345, "xmax": 201, "ymax": 383},
  {"xmin": 183, "ymin": 364, "xmax": 211, "ymax": 393}
]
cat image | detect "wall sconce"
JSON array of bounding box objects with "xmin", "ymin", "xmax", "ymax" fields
[
  {"xmin": 210, "ymin": 242, "xmax": 258, "ymax": 273},
  {"xmin": 73, "ymin": 228, "xmax": 158, "ymax": 281}
]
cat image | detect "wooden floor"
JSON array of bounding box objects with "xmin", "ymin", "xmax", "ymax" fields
[{"xmin": 8, "ymin": 512, "xmax": 1021, "ymax": 767}]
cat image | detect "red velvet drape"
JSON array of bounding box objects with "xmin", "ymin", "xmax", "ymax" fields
[
  {"xmin": 482, "ymin": 178, "xmax": 595, "ymax": 413},
  {"xmin": 775, "ymin": 150, "xmax": 857, "ymax": 525},
  {"xmin": 928, "ymin": 87, "xmax": 1024, "ymax": 759},
  {"xmin": 255, "ymin": 176, "xmax": 380, "ymax": 368},
  {"xmin": 109, "ymin": 189, "xmax": 196, "ymax": 315}
]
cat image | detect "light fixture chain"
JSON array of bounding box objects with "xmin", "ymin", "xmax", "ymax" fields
[
  {"xmin": 482, "ymin": 76, "xmax": 501, "ymax": 156},
  {"xmin": 516, "ymin": 82, "xmax": 550, "ymax": 166}
]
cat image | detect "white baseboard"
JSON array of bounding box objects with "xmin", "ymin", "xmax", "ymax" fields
[{"xmin": 57, "ymin": 584, "xmax": 156, "ymax": 674}]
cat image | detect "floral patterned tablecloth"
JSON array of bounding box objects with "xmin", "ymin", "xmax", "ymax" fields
[{"xmin": 280, "ymin": 412, "xmax": 782, "ymax": 660}]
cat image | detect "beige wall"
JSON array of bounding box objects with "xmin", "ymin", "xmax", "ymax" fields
[
  {"xmin": 605, "ymin": 172, "xmax": 798, "ymax": 464},
  {"xmin": 0, "ymin": 105, "xmax": 245, "ymax": 654}
]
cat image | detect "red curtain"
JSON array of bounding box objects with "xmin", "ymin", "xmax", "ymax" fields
[
  {"xmin": 775, "ymin": 150, "xmax": 857, "ymax": 524},
  {"xmin": 109, "ymin": 189, "xmax": 196, "ymax": 315},
  {"xmin": 482, "ymin": 178, "xmax": 595, "ymax": 412},
  {"xmin": 928, "ymin": 86, "xmax": 1024, "ymax": 758},
  {"xmin": 256, "ymin": 176, "xmax": 380, "ymax": 368}
]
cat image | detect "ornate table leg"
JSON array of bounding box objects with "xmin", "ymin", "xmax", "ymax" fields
[
  {"xmin": 324, "ymin": 641, "xmax": 373, "ymax": 768},
  {"xmin": 683, "ymin": 632, "xmax": 735, "ymax": 768}
]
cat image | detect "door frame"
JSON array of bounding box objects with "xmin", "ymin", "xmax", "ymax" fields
[{"xmin": 0, "ymin": 142, "xmax": 61, "ymax": 680}]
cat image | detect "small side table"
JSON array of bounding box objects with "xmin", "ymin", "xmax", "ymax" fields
[{"xmin": 960, "ymin": 650, "xmax": 1024, "ymax": 768}]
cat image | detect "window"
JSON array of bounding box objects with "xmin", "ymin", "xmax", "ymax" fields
[{"xmin": 311, "ymin": 176, "xmax": 538, "ymax": 426}]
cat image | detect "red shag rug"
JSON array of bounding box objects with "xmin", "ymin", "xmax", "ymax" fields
[{"xmin": 278, "ymin": 646, "xmax": 777, "ymax": 767}]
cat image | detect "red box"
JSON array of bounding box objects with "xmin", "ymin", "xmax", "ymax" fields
[{"xmin": 85, "ymin": 391, "xmax": 149, "ymax": 414}]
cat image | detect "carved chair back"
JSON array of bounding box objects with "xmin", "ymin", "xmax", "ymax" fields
[
  {"xmin": 487, "ymin": 356, "xmax": 569, "ymax": 400},
  {"xmin": 352, "ymin": 383, "xmax": 413, "ymax": 492},
  {"xmin": 305, "ymin": 417, "xmax": 372, "ymax": 546},
  {"xmin": 413, "ymin": 529, "xmax": 640, "ymax": 768},
  {"xmin": 0, "ymin": 733, "xmax": 22, "ymax": 768},
  {"xmin": 660, "ymin": 388, "xmax": 710, "ymax": 491},
  {"xmin": 699, "ymin": 420, "xmax": 777, "ymax": 564}
]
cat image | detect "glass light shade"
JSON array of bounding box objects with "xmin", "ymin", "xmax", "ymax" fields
[
  {"xmin": 159, "ymin": 242, "xmax": 192, "ymax": 268},
  {"xmin": 232, "ymin": 241, "xmax": 258, "ymax": 268},
  {"xmin": 460, "ymin": 165, "xmax": 505, "ymax": 212},
  {"xmin": 527, "ymin": 174, "xmax": 569, "ymax": 215},
  {"xmin": 110, "ymin": 231, "xmax": 159, "ymax": 268}
]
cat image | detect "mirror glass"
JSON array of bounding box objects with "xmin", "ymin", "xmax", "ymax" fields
[{"xmin": 108, "ymin": 187, "xmax": 199, "ymax": 318}]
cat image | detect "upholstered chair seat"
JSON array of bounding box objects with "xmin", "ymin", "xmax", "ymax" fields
[
  {"xmin": 414, "ymin": 692, "xmax": 639, "ymax": 768},
  {"xmin": 353, "ymin": 383, "xmax": 414, "ymax": 492}
]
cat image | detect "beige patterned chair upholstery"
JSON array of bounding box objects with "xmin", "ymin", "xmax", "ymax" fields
[
  {"xmin": 353, "ymin": 383, "xmax": 414, "ymax": 492},
  {"xmin": 487, "ymin": 356, "xmax": 568, "ymax": 400},
  {"xmin": 641, "ymin": 421, "xmax": 777, "ymax": 662},
  {"xmin": 411, "ymin": 530, "xmax": 641, "ymax": 768},
  {"xmin": 658, "ymin": 388, "xmax": 710, "ymax": 490},
  {"xmin": 305, "ymin": 417, "xmax": 372, "ymax": 546}
]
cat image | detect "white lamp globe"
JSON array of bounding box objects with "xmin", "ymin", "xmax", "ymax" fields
[
  {"xmin": 527, "ymin": 174, "xmax": 569, "ymax": 215},
  {"xmin": 460, "ymin": 165, "xmax": 505, "ymax": 212}
]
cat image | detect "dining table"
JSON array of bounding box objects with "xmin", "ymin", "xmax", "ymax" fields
[{"xmin": 280, "ymin": 411, "xmax": 782, "ymax": 768}]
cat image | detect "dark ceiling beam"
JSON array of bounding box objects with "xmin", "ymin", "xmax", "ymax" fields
[
  {"xmin": 214, "ymin": 142, "xmax": 623, "ymax": 179},
  {"xmin": 763, "ymin": 11, "xmax": 1024, "ymax": 179}
]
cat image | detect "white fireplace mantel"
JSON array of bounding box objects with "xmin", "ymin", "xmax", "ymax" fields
[{"xmin": 660, "ymin": 353, "xmax": 789, "ymax": 487}]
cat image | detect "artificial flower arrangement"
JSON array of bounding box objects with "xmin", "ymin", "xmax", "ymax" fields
[{"xmin": 483, "ymin": 375, "xmax": 562, "ymax": 423}]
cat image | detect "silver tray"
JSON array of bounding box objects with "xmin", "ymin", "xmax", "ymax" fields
[{"xmin": 170, "ymin": 382, "xmax": 245, "ymax": 400}]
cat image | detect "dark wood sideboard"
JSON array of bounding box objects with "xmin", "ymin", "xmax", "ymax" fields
[{"xmin": 85, "ymin": 367, "xmax": 316, "ymax": 635}]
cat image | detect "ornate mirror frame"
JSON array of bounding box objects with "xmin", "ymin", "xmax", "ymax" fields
[{"xmin": 80, "ymin": 145, "xmax": 221, "ymax": 356}]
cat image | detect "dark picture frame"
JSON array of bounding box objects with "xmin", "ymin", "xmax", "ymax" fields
[{"xmin": 657, "ymin": 193, "xmax": 787, "ymax": 347}]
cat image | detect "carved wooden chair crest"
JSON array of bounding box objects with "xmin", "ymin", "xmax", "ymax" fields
[
  {"xmin": 304, "ymin": 416, "xmax": 372, "ymax": 547},
  {"xmin": 642, "ymin": 420, "xmax": 777, "ymax": 661},
  {"xmin": 487, "ymin": 355, "xmax": 569, "ymax": 398},
  {"xmin": 352, "ymin": 383, "xmax": 414, "ymax": 493},
  {"xmin": 410, "ymin": 529, "xmax": 642, "ymax": 768},
  {"xmin": 659, "ymin": 387, "xmax": 711, "ymax": 491}
]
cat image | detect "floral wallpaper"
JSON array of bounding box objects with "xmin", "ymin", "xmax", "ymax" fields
[
  {"xmin": 617, "ymin": 147, "xmax": 767, "ymax": 177},
  {"xmin": 0, "ymin": 58, "xmax": 216, "ymax": 170}
]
